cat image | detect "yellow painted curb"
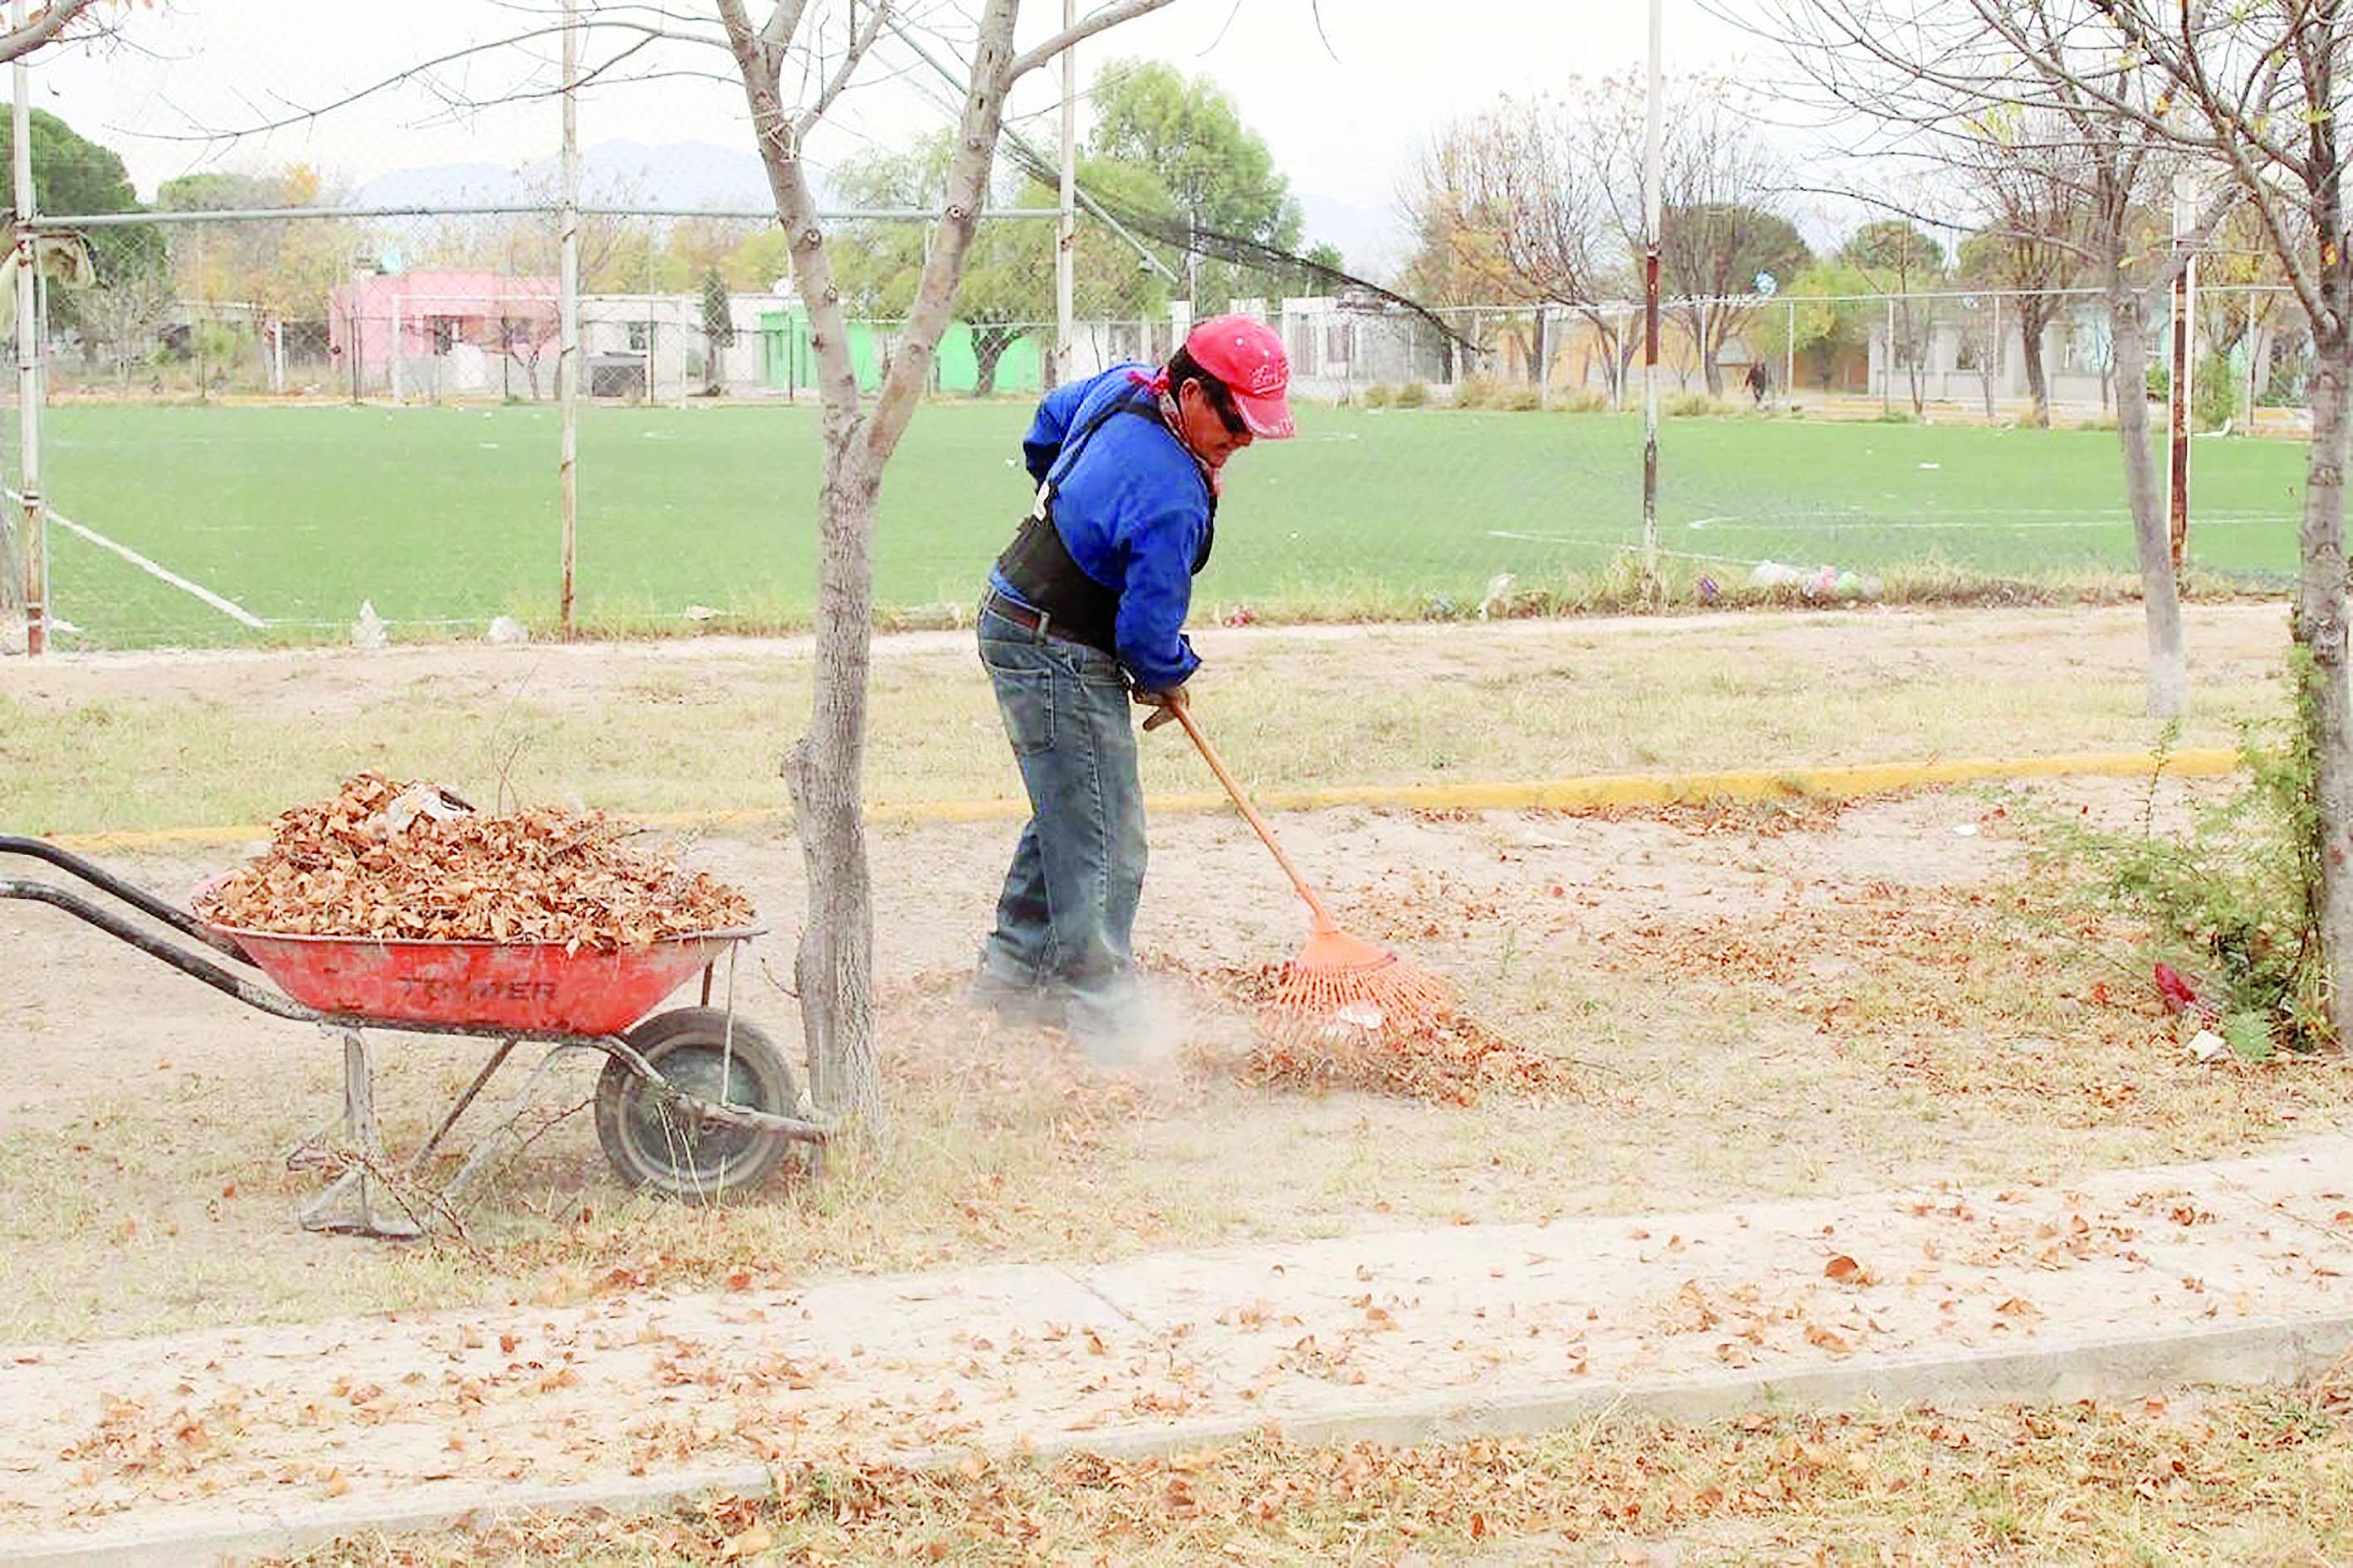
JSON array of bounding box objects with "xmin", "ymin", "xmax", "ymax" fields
[{"xmin": 45, "ymin": 748, "xmax": 2242, "ymax": 856}]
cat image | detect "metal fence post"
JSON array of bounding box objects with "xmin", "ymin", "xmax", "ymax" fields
[
  {"xmin": 558, "ymin": 0, "xmax": 581, "ymax": 640},
  {"xmin": 12, "ymin": 2, "xmax": 43, "ymax": 653},
  {"xmin": 1882, "ymin": 296, "xmax": 1894, "ymax": 415}
]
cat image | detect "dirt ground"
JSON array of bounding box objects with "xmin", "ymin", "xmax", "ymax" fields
[
  {"xmin": 2, "ymin": 605, "xmax": 2348, "ymax": 1348},
  {"xmin": 0, "ymin": 599, "xmax": 2296, "ymax": 717}
]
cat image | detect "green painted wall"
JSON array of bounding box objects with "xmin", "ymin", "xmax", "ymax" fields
[{"xmin": 759, "ymin": 309, "xmax": 1042, "ymax": 395}]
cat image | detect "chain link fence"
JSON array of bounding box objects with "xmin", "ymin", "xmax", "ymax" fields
[{"xmin": 0, "ymin": 198, "xmax": 2318, "ymax": 648}]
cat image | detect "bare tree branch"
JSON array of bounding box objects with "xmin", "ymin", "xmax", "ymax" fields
[
  {"xmin": 122, "ymin": 26, "xmax": 564, "ymax": 142},
  {"xmin": 796, "ymin": 0, "xmax": 890, "ymax": 134},
  {"xmin": 759, "ymin": 0, "xmax": 811, "ymax": 72},
  {"xmin": 0, "ymin": 0, "xmax": 100, "ymax": 66},
  {"xmin": 1006, "ymin": 0, "xmax": 1178, "ymax": 85}
]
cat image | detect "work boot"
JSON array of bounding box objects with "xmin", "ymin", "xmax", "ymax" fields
[
  {"xmin": 970, "ymin": 967, "xmax": 1067, "ymax": 1030},
  {"xmin": 1069, "ymin": 983, "xmax": 1182, "ymax": 1071}
]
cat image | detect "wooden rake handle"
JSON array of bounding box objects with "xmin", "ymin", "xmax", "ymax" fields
[{"xmin": 1159, "ymin": 699, "xmax": 1338, "ymax": 932}]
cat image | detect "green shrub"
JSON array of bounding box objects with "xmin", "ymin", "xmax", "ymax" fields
[
  {"xmin": 1360, "ymin": 383, "xmax": 1395, "ymax": 409},
  {"xmin": 1453, "ymin": 374, "xmax": 1508, "ymax": 409},
  {"xmin": 1394, "ymin": 381, "xmax": 1429, "ymax": 408},
  {"xmin": 1555, "ymin": 388, "xmax": 1611, "ymax": 413},
  {"xmin": 1501, "ymin": 385, "xmax": 1545, "ymax": 412},
  {"xmin": 2038, "ymin": 686, "xmax": 2333, "ymax": 1056},
  {"xmin": 1663, "ymin": 391, "xmax": 1721, "ymax": 418},
  {"xmin": 2194, "ymin": 351, "xmax": 2238, "ymax": 432}
]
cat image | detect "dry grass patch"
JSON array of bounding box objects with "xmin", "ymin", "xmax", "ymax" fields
[
  {"xmin": 0, "ymin": 604, "xmax": 2291, "ymax": 838},
  {"xmin": 1584, "ymin": 868, "xmax": 2353, "ymax": 1147},
  {"xmin": 7, "ymin": 782, "xmax": 2349, "ymax": 1341},
  {"xmin": 266, "ymin": 1380, "xmax": 2353, "ymax": 1566},
  {"xmin": 1560, "ymin": 793, "xmax": 1862, "ymax": 838},
  {"xmin": 417, "ymin": 979, "xmax": 1195, "ymax": 1299}
]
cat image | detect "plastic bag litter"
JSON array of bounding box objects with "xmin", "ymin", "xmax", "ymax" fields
[
  {"xmin": 1478, "ymin": 572, "xmax": 1516, "ymax": 618},
  {"xmin": 375, "ymin": 782, "xmax": 476, "ymax": 839}
]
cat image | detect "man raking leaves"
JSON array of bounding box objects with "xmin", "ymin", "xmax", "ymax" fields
[{"xmin": 972, "ymin": 317, "xmax": 1451, "ymax": 1058}]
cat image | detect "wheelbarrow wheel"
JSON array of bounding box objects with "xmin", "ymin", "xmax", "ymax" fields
[{"xmin": 593, "ymin": 1007, "xmax": 799, "ymax": 1202}]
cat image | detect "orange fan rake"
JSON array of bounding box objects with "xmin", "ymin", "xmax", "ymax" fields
[{"xmin": 1163, "ymin": 701, "xmax": 1455, "ymax": 1039}]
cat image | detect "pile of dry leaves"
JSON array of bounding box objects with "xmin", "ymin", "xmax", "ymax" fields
[
  {"xmin": 194, "ymin": 772, "xmax": 754, "ymax": 948},
  {"xmin": 1213, "ymin": 964, "xmax": 1579, "ymax": 1106}
]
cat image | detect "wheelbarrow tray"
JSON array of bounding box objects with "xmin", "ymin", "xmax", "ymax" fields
[{"xmin": 207, "ymin": 924, "xmax": 759, "ymax": 1033}]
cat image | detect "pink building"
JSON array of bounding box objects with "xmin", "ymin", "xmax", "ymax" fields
[{"xmin": 326, "ymin": 270, "xmax": 560, "ymax": 381}]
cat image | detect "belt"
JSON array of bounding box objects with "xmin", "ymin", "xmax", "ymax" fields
[{"xmin": 982, "ymin": 589, "xmax": 1114, "ymax": 654}]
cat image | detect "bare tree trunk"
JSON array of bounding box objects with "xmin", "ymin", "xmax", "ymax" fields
[
  {"xmin": 971, "ymin": 329, "xmax": 1014, "ymax": 397},
  {"xmin": 2248, "ymin": 321, "xmax": 2272, "ymax": 427},
  {"xmin": 0, "ymin": 515, "xmax": 19, "ymax": 633},
  {"xmin": 721, "ymin": 0, "xmax": 889, "ymax": 1128},
  {"xmin": 1901, "ymin": 303, "xmax": 1926, "ymax": 415},
  {"xmin": 2019, "ymin": 309, "xmax": 2053, "ymax": 427},
  {"xmin": 1584, "ymin": 312, "xmax": 1623, "ymax": 403},
  {"xmin": 2111, "ymin": 286, "xmax": 2185, "ymax": 718},
  {"xmin": 2297, "ymin": 319, "xmax": 2353, "ymax": 1051},
  {"xmin": 0, "ymin": 243, "xmax": 18, "ymax": 625},
  {"xmin": 787, "ymin": 452, "xmax": 885, "ymax": 1122}
]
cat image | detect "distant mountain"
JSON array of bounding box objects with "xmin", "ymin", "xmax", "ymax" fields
[
  {"xmin": 353, "ymin": 139, "xmax": 778, "ymax": 210},
  {"xmin": 349, "ymin": 160, "xmax": 528, "ymax": 207}
]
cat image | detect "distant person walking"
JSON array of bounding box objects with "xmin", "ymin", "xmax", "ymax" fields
[{"xmin": 1745, "ymin": 359, "xmax": 1770, "ymax": 408}]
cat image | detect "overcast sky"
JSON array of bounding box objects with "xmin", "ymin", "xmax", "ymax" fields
[{"xmin": 36, "ymin": 1, "xmax": 1775, "ymax": 266}]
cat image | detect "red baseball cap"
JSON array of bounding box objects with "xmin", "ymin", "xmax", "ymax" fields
[{"xmin": 1183, "ymin": 314, "xmax": 1295, "ymax": 439}]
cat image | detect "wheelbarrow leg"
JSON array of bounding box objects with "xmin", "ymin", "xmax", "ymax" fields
[
  {"xmin": 408, "ymin": 1038, "xmax": 521, "ymax": 1172},
  {"xmin": 442, "ymin": 1042, "xmax": 602, "ymax": 1209},
  {"xmin": 293, "ymin": 1030, "xmax": 423, "ymax": 1241}
]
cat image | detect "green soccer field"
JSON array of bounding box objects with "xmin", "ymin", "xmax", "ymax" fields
[{"xmin": 18, "ymin": 401, "xmax": 2312, "ymax": 648}]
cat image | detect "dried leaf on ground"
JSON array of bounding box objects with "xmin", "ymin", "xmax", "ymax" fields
[{"xmin": 1209, "ymin": 964, "xmax": 1579, "ymax": 1106}]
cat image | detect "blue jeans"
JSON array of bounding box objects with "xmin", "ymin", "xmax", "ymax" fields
[{"xmin": 975, "ymin": 604, "xmax": 1147, "ymax": 1040}]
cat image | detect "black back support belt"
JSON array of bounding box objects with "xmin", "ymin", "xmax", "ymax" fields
[{"xmin": 992, "ymin": 389, "xmax": 1218, "ymax": 659}]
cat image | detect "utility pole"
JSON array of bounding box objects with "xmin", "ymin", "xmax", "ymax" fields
[
  {"xmin": 1640, "ymin": 0, "xmax": 1662, "ymax": 593},
  {"xmin": 1054, "ymin": 0, "xmax": 1076, "ymax": 388},
  {"xmin": 2167, "ymin": 163, "xmax": 2195, "ymax": 569},
  {"xmin": 13, "ymin": 0, "xmax": 42, "ymax": 654},
  {"xmin": 559, "ymin": 0, "xmax": 581, "ymax": 640}
]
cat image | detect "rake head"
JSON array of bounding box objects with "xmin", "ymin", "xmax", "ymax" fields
[{"xmin": 1271, "ymin": 921, "xmax": 1456, "ymax": 1042}]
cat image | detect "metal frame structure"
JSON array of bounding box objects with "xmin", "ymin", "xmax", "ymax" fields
[{"xmin": 0, "ymin": 836, "xmax": 829, "ymax": 1238}]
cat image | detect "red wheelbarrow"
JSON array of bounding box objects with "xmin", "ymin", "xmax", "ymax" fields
[{"xmin": 1, "ymin": 836, "xmax": 830, "ymax": 1239}]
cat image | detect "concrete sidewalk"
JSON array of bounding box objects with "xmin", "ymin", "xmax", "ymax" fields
[{"xmin": 4, "ymin": 1136, "xmax": 2351, "ymax": 1566}]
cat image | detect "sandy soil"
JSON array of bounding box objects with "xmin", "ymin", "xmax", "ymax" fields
[
  {"xmin": 2, "ymin": 603, "xmax": 2346, "ymax": 1352},
  {"xmin": 0, "ymin": 601, "xmax": 2295, "ymax": 720}
]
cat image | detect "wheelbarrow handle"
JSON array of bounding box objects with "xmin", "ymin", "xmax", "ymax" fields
[
  {"xmin": 0, "ymin": 877, "xmax": 321, "ymax": 1022},
  {"xmin": 0, "ymin": 835, "xmax": 254, "ymax": 964}
]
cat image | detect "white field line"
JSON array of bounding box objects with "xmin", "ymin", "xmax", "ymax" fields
[
  {"xmin": 1492, "ymin": 510, "xmax": 2294, "ymax": 547},
  {"xmin": 10, "ymin": 490, "xmax": 267, "ymax": 629},
  {"xmin": 1687, "ymin": 510, "xmax": 2294, "ymax": 532}
]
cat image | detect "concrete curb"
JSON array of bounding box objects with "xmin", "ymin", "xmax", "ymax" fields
[
  {"xmin": 9, "ymin": 1310, "xmax": 2346, "ymax": 1568},
  {"xmin": 50, "ymin": 747, "xmax": 2242, "ymax": 854}
]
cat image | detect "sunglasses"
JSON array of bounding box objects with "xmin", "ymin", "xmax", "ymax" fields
[{"xmin": 1187, "ymin": 378, "xmax": 1252, "ymax": 438}]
